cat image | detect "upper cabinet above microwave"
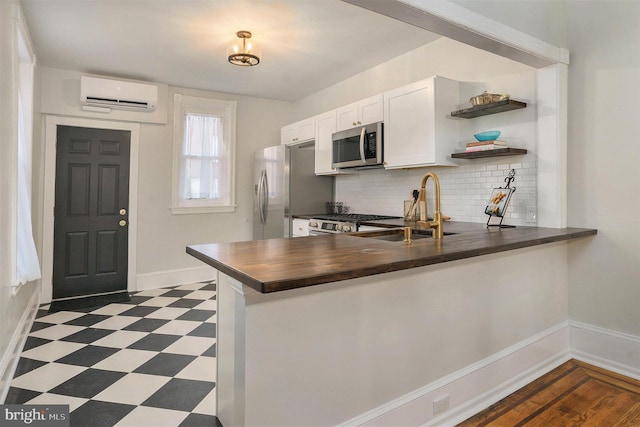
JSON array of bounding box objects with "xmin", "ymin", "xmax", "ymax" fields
[
  {"xmin": 314, "ymin": 110, "xmax": 338, "ymax": 175},
  {"xmin": 335, "ymin": 94, "xmax": 383, "ymax": 132},
  {"xmin": 281, "ymin": 117, "xmax": 316, "ymax": 145},
  {"xmin": 383, "ymin": 76, "xmax": 460, "ymax": 169}
]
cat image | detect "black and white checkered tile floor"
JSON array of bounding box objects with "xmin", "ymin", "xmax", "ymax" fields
[{"xmin": 5, "ymin": 281, "xmax": 222, "ymax": 427}]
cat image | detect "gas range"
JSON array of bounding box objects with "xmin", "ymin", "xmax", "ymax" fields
[{"xmin": 308, "ymin": 214, "xmax": 401, "ymax": 234}]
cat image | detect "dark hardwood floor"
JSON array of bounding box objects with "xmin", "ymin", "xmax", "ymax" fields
[{"xmin": 457, "ymin": 359, "xmax": 640, "ymax": 426}]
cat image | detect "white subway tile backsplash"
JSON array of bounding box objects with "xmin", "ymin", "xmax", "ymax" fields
[{"xmin": 334, "ymin": 156, "xmax": 537, "ymax": 226}]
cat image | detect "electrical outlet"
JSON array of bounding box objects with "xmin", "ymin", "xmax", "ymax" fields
[
  {"xmin": 526, "ymin": 206, "xmax": 537, "ymax": 223},
  {"xmin": 433, "ymin": 394, "xmax": 450, "ymax": 415}
]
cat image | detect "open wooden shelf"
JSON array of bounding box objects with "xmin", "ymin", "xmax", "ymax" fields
[
  {"xmin": 451, "ymin": 99, "xmax": 527, "ymax": 119},
  {"xmin": 451, "ymin": 148, "xmax": 528, "ymax": 159}
]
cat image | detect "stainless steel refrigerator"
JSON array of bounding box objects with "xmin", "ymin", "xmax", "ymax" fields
[{"xmin": 253, "ymin": 142, "xmax": 333, "ymax": 239}]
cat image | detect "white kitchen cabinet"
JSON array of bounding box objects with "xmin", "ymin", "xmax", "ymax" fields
[
  {"xmin": 281, "ymin": 117, "xmax": 316, "ymax": 145},
  {"xmin": 336, "ymin": 94, "xmax": 383, "ymax": 132},
  {"xmin": 383, "ymin": 76, "xmax": 460, "ymax": 169},
  {"xmin": 314, "ymin": 110, "xmax": 338, "ymax": 175},
  {"xmin": 292, "ymin": 218, "xmax": 310, "ymax": 237}
]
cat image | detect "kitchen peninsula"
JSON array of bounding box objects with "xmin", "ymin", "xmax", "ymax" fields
[{"xmin": 187, "ymin": 223, "xmax": 596, "ymax": 426}]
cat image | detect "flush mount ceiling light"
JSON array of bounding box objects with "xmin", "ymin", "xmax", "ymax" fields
[{"xmin": 227, "ymin": 31, "xmax": 261, "ymax": 66}]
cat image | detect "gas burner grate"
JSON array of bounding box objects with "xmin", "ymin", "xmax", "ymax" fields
[{"xmin": 312, "ymin": 214, "xmax": 401, "ymax": 222}]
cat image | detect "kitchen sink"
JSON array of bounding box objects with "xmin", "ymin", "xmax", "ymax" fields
[{"xmin": 349, "ymin": 228, "xmax": 433, "ymax": 242}]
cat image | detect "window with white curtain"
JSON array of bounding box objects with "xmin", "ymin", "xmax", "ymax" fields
[
  {"xmin": 171, "ymin": 94, "xmax": 237, "ymax": 214},
  {"xmin": 15, "ymin": 8, "xmax": 41, "ymax": 288}
]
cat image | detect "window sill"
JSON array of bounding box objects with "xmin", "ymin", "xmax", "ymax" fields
[{"xmin": 170, "ymin": 205, "xmax": 237, "ymax": 215}]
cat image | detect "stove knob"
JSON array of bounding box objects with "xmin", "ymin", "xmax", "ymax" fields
[
  {"xmin": 342, "ymin": 225, "xmax": 352, "ymax": 232},
  {"xmin": 309, "ymin": 222, "xmax": 318, "ymax": 228}
]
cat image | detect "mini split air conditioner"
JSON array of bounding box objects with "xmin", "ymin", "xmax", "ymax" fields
[{"xmin": 80, "ymin": 76, "xmax": 158, "ymax": 112}]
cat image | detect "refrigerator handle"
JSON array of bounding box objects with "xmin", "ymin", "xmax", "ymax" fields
[
  {"xmin": 260, "ymin": 170, "xmax": 269, "ymax": 224},
  {"xmin": 257, "ymin": 170, "xmax": 264, "ymax": 224},
  {"xmin": 359, "ymin": 126, "xmax": 366, "ymax": 163}
]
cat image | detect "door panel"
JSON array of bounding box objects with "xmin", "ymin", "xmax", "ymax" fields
[
  {"xmin": 68, "ymin": 164, "xmax": 90, "ymax": 215},
  {"xmin": 98, "ymin": 164, "xmax": 119, "ymax": 215},
  {"xmin": 53, "ymin": 126, "xmax": 131, "ymax": 299},
  {"xmin": 66, "ymin": 232, "xmax": 89, "ymax": 276},
  {"xmin": 96, "ymin": 230, "xmax": 118, "ymax": 274}
]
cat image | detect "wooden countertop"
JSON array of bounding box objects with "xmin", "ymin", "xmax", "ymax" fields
[{"xmin": 187, "ymin": 222, "xmax": 596, "ymax": 294}]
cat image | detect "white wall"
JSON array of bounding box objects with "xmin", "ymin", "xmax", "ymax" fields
[
  {"xmin": 293, "ymin": 38, "xmax": 532, "ymax": 119},
  {"xmin": 136, "ymin": 87, "xmax": 293, "ymax": 274},
  {"xmin": 450, "ymin": 0, "xmax": 640, "ymax": 374},
  {"xmin": 33, "ymin": 67, "xmax": 293, "ymax": 281},
  {"xmin": 0, "ymin": 0, "xmax": 40, "ymax": 398},
  {"xmin": 449, "ymin": 0, "xmax": 568, "ymax": 49},
  {"xmin": 564, "ymin": 1, "xmax": 640, "ymax": 339}
]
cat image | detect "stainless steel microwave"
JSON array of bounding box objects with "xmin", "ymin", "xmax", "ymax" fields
[{"xmin": 332, "ymin": 121, "xmax": 383, "ymax": 169}]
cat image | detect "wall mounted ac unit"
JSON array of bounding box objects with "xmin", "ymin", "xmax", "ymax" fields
[{"xmin": 80, "ymin": 76, "xmax": 158, "ymax": 111}]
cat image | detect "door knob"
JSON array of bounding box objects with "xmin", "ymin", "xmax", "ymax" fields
[
  {"xmin": 119, "ymin": 220, "xmax": 127, "ymax": 227},
  {"xmin": 119, "ymin": 208, "xmax": 126, "ymax": 215}
]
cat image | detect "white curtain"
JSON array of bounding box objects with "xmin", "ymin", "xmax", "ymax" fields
[
  {"xmin": 16, "ymin": 91, "xmax": 41, "ymax": 285},
  {"xmin": 181, "ymin": 113, "xmax": 229, "ymax": 203}
]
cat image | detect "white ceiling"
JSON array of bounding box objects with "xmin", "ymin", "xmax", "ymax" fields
[{"xmin": 21, "ymin": 0, "xmax": 440, "ymax": 102}]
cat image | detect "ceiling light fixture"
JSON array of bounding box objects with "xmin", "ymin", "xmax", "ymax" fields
[{"xmin": 227, "ymin": 31, "xmax": 261, "ymax": 67}]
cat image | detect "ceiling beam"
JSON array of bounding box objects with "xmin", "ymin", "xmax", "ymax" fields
[{"xmin": 343, "ymin": 0, "xmax": 569, "ymax": 68}]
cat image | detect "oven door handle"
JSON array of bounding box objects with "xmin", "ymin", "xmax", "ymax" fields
[{"xmin": 359, "ymin": 126, "xmax": 366, "ymax": 163}]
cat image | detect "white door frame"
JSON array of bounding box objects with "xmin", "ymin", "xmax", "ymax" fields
[{"xmin": 42, "ymin": 115, "xmax": 140, "ymax": 304}]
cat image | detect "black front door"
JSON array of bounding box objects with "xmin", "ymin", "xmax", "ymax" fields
[{"xmin": 53, "ymin": 126, "xmax": 131, "ymax": 299}]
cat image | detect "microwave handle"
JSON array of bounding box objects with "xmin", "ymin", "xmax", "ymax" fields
[{"xmin": 359, "ymin": 126, "xmax": 366, "ymax": 163}]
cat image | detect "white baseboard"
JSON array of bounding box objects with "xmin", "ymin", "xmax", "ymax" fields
[
  {"xmin": 341, "ymin": 320, "xmax": 640, "ymax": 426},
  {"xmin": 0, "ymin": 289, "xmax": 40, "ymax": 403},
  {"xmin": 340, "ymin": 322, "xmax": 571, "ymax": 427},
  {"xmin": 569, "ymin": 320, "xmax": 640, "ymax": 380},
  {"xmin": 135, "ymin": 266, "xmax": 217, "ymax": 292}
]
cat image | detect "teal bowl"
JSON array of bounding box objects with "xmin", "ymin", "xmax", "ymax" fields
[{"xmin": 474, "ymin": 130, "xmax": 501, "ymax": 141}]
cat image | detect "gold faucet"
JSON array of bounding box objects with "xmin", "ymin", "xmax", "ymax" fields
[{"xmin": 417, "ymin": 172, "xmax": 444, "ymax": 239}]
